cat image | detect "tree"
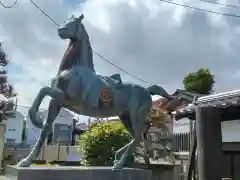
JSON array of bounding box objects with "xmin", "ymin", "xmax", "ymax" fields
[
  {"xmin": 183, "ymin": 68, "xmax": 215, "ymax": 94},
  {"xmin": 78, "ymin": 121, "xmax": 131, "ymax": 166},
  {"xmin": 0, "ymin": 42, "xmax": 17, "ymax": 121},
  {"xmin": 183, "ymin": 68, "xmax": 215, "ymax": 178}
]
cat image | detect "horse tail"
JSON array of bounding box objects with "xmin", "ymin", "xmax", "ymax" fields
[{"xmin": 147, "ymin": 85, "xmax": 173, "ymax": 100}]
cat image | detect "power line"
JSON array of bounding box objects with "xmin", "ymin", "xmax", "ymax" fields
[
  {"xmin": 17, "ymin": 104, "xmax": 47, "ymax": 110},
  {"xmin": 92, "ymin": 50, "xmax": 151, "ymax": 84},
  {"xmin": 3, "ymin": 0, "xmax": 239, "ymax": 85},
  {"xmin": 26, "ymin": 0, "xmax": 240, "ymax": 85},
  {"xmin": 0, "ymin": 0, "xmax": 17, "ymax": 8},
  {"xmin": 159, "ymin": 0, "xmax": 240, "ymax": 18},
  {"xmin": 0, "ymin": 0, "xmax": 152, "ymax": 85},
  {"xmin": 28, "ymin": 0, "xmax": 152, "ymax": 85},
  {"xmin": 3, "ymin": 0, "xmax": 240, "ymax": 85},
  {"xmin": 17, "ymin": 103, "xmax": 190, "ymax": 126},
  {"xmin": 29, "ymin": 0, "xmax": 60, "ymax": 27},
  {"xmin": 200, "ymin": 0, "xmax": 240, "ymax": 9},
  {"xmin": 1, "ymin": 0, "xmax": 151, "ymax": 84},
  {"xmin": 2, "ymin": 0, "xmax": 238, "ymax": 125},
  {"xmin": 0, "ymin": 99, "xmax": 47, "ymax": 110}
]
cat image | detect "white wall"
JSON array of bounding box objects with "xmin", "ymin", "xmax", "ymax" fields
[
  {"xmin": 26, "ymin": 117, "xmax": 41, "ymax": 145},
  {"xmin": 26, "ymin": 108, "xmax": 74, "ymax": 145},
  {"xmin": 54, "ymin": 109, "xmax": 74, "ymax": 125},
  {"xmin": 221, "ymin": 120, "xmax": 240, "ymax": 142},
  {"xmin": 173, "ymin": 118, "xmax": 190, "ymax": 134},
  {"xmin": 173, "ymin": 118, "xmax": 240, "ymax": 142},
  {"xmin": 3, "ymin": 111, "xmax": 24, "ymax": 144}
]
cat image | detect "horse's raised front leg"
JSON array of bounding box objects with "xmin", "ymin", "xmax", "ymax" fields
[
  {"xmin": 28, "ymin": 86, "xmax": 66, "ymax": 129},
  {"xmin": 17, "ymin": 100, "xmax": 61, "ymax": 167}
]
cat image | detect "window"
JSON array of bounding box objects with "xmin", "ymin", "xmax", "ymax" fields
[
  {"xmin": 6, "ymin": 138, "xmax": 15, "ymax": 143},
  {"xmin": 59, "ymin": 126, "xmax": 69, "ymax": 131}
]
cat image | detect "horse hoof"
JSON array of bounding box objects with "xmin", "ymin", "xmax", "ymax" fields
[
  {"xmin": 113, "ymin": 160, "xmax": 118, "ymax": 164},
  {"xmin": 112, "ymin": 162, "xmax": 123, "ymax": 170},
  {"xmin": 16, "ymin": 159, "xmax": 30, "ymax": 167}
]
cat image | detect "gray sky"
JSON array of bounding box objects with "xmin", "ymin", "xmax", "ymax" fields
[{"xmin": 1, "ymin": 0, "xmax": 240, "ymax": 121}]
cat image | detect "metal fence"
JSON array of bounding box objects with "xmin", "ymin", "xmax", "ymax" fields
[
  {"xmin": 172, "ymin": 132, "xmax": 191, "ymax": 152},
  {"xmin": 4, "ymin": 132, "xmax": 192, "ymax": 162},
  {"xmin": 146, "ymin": 131, "xmax": 192, "ymax": 153}
]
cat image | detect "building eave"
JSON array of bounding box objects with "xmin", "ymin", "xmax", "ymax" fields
[{"xmin": 172, "ymin": 89, "xmax": 240, "ymax": 121}]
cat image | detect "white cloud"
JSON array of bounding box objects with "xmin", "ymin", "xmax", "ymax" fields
[
  {"xmin": 1, "ymin": 0, "xmax": 240, "ymax": 121},
  {"xmin": 0, "ymin": 0, "xmax": 68, "ymax": 107}
]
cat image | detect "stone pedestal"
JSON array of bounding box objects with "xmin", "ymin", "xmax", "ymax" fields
[{"xmin": 5, "ymin": 165, "xmax": 152, "ymax": 180}]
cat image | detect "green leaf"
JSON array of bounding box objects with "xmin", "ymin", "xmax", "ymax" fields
[
  {"xmin": 183, "ymin": 68, "xmax": 215, "ymax": 94},
  {"xmin": 78, "ymin": 121, "xmax": 131, "ymax": 166}
]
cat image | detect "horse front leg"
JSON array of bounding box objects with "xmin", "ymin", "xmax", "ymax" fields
[
  {"xmin": 28, "ymin": 87, "xmax": 49, "ymax": 129},
  {"xmin": 17, "ymin": 100, "xmax": 61, "ymax": 167},
  {"xmin": 28, "ymin": 86, "xmax": 66, "ymax": 128}
]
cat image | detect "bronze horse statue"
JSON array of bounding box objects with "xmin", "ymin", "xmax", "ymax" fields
[{"xmin": 17, "ymin": 14, "xmax": 180, "ymax": 169}]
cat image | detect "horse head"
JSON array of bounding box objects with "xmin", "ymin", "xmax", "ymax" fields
[{"xmin": 58, "ymin": 14, "xmax": 86, "ymax": 41}]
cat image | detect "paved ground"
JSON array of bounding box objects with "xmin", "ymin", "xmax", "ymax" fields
[{"xmin": 0, "ymin": 176, "xmax": 7, "ymax": 180}]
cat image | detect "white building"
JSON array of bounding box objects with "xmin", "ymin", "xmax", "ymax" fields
[
  {"xmin": 174, "ymin": 118, "xmax": 240, "ymax": 143},
  {"xmin": 173, "ymin": 89, "xmax": 240, "ymax": 145},
  {"xmin": 2, "ymin": 111, "xmax": 24, "ymax": 144},
  {"xmin": 26, "ymin": 108, "xmax": 75, "ymax": 145}
]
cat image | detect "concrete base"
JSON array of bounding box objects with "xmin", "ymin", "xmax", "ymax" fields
[{"xmin": 5, "ymin": 165, "xmax": 152, "ymax": 180}]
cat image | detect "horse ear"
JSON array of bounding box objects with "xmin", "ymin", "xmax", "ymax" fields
[{"xmin": 78, "ymin": 14, "xmax": 84, "ymax": 21}]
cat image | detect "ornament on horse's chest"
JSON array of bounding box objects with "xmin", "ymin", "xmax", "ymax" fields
[{"xmin": 100, "ymin": 88, "xmax": 113, "ymax": 105}]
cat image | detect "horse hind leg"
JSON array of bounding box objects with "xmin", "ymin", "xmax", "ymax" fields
[
  {"xmin": 17, "ymin": 99, "xmax": 61, "ymax": 167},
  {"xmin": 113, "ymin": 98, "xmax": 151, "ymax": 169},
  {"xmin": 113, "ymin": 109, "xmax": 141, "ymax": 169},
  {"xmin": 114, "ymin": 112, "xmax": 134, "ymax": 164},
  {"xmin": 139, "ymin": 101, "xmax": 152, "ymax": 166},
  {"xmin": 142, "ymin": 120, "xmax": 151, "ymax": 167},
  {"xmin": 113, "ymin": 100, "xmax": 146, "ymax": 169},
  {"xmin": 134, "ymin": 104, "xmax": 152, "ymax": 167}
]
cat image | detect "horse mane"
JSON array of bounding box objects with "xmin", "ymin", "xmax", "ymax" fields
[
  {"xmin": 81, "ymin": 25, "xmax": 95, "ymax": 72},
  {"xmin": 57, "ymin": 21, "xmax": 95, "ymax": 74},
  {"xmin": 57, "ymin": 41, "xmax": 75, "ymax": 74}
]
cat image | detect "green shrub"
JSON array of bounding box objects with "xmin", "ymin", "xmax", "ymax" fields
[{"xmin": 78, "ymin": 121, "xmax": 131, "ymax": 166}]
